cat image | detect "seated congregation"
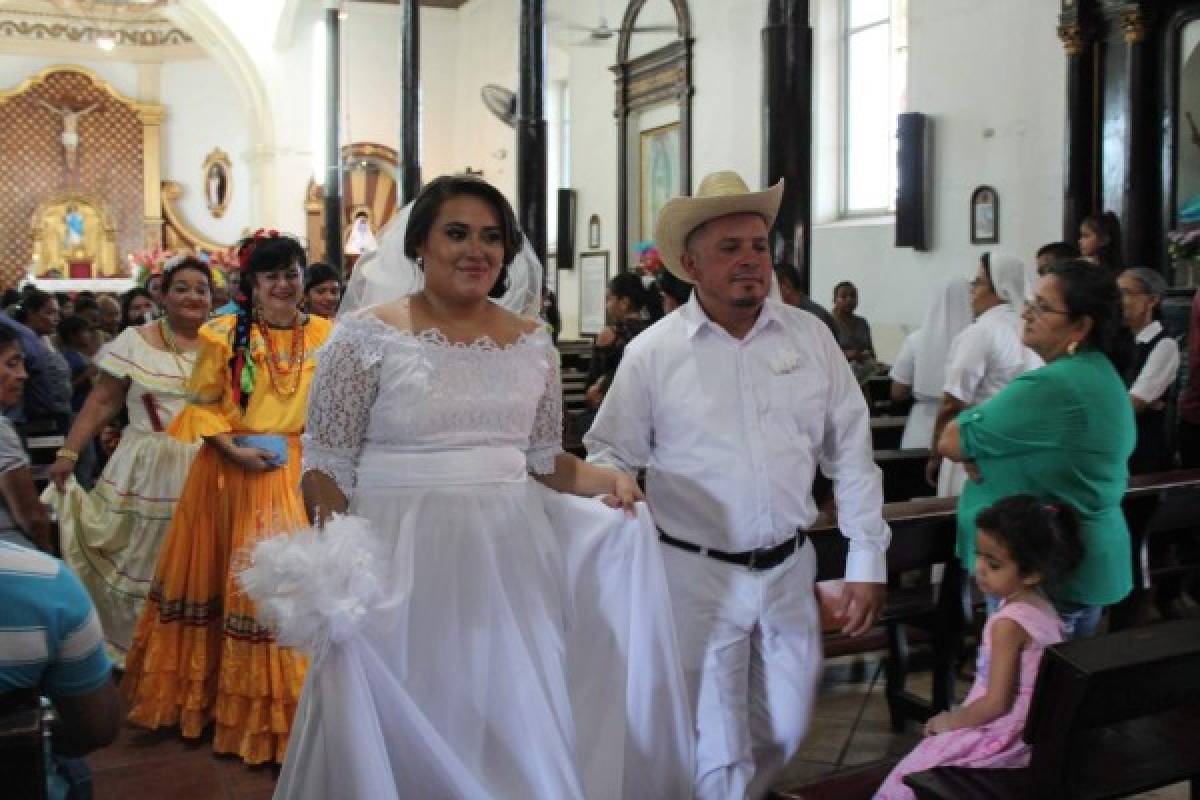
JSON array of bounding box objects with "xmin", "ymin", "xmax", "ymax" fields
[{"xmin": 3, "ymin": 1, "xmax": 1200, "ymax": 799}]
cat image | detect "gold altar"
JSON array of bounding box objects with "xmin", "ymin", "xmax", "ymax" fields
[{"xmin": 31, "ymin": 192, "xmax": 120, "ymax": 279}]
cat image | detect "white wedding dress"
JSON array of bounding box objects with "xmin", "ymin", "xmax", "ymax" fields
[{"xmin": 242, "ymin": 307, "xmax": 693, "ymax": 799}]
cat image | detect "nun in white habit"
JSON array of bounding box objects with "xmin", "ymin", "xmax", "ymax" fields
[
  {"xmin": 890, "ymin": 278, "xmax": 973, "ymax": 450},
  {"xmin": 926, "ymin": 253, "xmax": 1041, "ymax": 497}
]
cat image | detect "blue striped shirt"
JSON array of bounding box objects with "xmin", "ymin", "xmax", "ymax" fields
[{"xmin": 0, "ymin": 542, "xmax": 111, "ymax": 696}]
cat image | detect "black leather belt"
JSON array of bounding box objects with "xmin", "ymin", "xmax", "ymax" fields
[{"xmin": 657, "ymin": 528, "xmax": 806, "ymax": 571}]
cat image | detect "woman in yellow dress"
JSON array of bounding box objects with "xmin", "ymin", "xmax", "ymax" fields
[{"xmin": 121, "ymin": 232, "xmax": 332, "ymax": 765}]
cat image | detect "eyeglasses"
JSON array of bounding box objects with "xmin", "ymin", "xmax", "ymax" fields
[
  {"xmin": 1023, "ymin": 299, "xmax": 1070, "ymax": 317},
  {"xmin": 1118, "ymin": 288, "xmax": 1149, "ymax": 298}
]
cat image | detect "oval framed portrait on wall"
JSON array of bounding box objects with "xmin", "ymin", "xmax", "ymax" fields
[{"xmin": 203, "ymin": 148, "xmax": 231, "ymax": 218}]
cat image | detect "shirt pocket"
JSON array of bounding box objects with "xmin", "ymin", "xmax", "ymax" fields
[{"xmin": 766, "ymin": 371, "xmax": 823, "ymax": 443}]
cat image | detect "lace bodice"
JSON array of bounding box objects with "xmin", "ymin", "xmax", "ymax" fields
[{"xmin": 303, "ymin": 311, "xmax": 563, "ymax": 496}]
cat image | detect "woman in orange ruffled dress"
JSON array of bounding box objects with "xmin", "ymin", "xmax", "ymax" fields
[{"xmin": 121, "ymin": 232, "xmax": 332, "ymax": 764}]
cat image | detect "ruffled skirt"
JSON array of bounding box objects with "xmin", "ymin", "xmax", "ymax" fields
[
  {"xmin": 242, "ymin": 460, "xmax": 693, "ymax": 798},
  {"xmin": 45, "ymin": 429, "xmax": 200, "ymax": 668},
  {"xmin": 121, "ymin": 436, "xmax": 307, "ymax": 765}
]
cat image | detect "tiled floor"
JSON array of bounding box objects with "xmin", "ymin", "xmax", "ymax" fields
[
  {"xmin": 89, "ymin": 725, "xmax": 277, "ymax": 800},
  {"xmin": 87, "ymin": 650, "xmax": 1192, "ymax": 799}
]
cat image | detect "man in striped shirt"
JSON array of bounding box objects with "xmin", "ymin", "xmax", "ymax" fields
[{"xmin": 0, "ymin": 539, "xmax": 120, "ymax": 784}]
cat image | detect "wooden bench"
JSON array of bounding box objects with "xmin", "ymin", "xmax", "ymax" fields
[
  {"xmin": 866, "ymin": 374, "xmax": 893, "ymax": 416},
  {"xmin": 0, "ymin": 689, "xmax": 47, "ymax": 800},
  {"xmin": 1111, "ymin": 469, "xmax": 1200, "ymax": 629},
  {"xmin": 904, "ymin": 619, "xmax": 1200, "ymax": 799},
  {"xmin": 811, "ymin": 496, "xmax": 963, "ymax": 731},
  {"xmin": 772, "ymin": 759, "xmax": 901, "ymax": 800},
  {"xmin": 875, "ymin": 448, "xmax": 935, "ymax": 504},
  {"xmin": 871, "ymin": 416, "xmax": 907, "ymax": 451}
]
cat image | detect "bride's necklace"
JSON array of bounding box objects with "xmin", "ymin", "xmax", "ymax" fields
[{"xmin": 254, "ymin": 307, "xmax": 306, "ymax": 397}]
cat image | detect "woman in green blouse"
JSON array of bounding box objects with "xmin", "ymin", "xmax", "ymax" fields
[{"xmin": 938, "ymin": 261, "xmax": 1135, "ymax": 638}]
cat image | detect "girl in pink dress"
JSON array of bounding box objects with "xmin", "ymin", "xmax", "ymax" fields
[{"xmin": 875, "ymin": 494, "xmax": 1086, "ymax": 799}]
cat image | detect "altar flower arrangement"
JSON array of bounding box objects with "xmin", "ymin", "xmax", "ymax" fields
[
  {"xmin": 128, "ymin": 247, "xmax": 173, "ymax": 287},
  {"xmin": 1169, "ymin": 225, "xmax": 1200, "ymax": 288},
  {"xmin": 1167, "ymin": 226, "xmax": 1200, "ymax": 262}
]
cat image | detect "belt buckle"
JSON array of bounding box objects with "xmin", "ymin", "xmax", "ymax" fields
[{"xmin": 746, "ymin": 549, "xmax": 758, "ymax": 569}]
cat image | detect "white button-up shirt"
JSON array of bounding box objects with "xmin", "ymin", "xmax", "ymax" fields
[
  {"xmin": 943, "ymin": 304, "xmax": 1041, "ymax": 405},
  {"xmin": 1130, "ymin": 321, "xmax": 1180, "ymax": 403},
  {"xmin": 585, "ymin": 295, "xmax": 890, "ymax": 583}
]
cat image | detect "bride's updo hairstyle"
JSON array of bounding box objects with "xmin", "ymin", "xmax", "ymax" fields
[{"xmin": 404, "ymin": 174, "xmax": 523, "ymax": 299}]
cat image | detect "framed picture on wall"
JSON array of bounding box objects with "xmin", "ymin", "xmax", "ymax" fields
[
  {"xmin": 970, "ymin": 185, "xmax": 998, "ymax": 244},
  {"xmin": 640, "ymin": 122, "xmax": 681, "ymax": 240},
  {"xmin": 579, "ymin": 251, "xmax": 610, "ymax": 336},
  {"xmin": 204, "ymin": 148, "xmax": 232, "ymax": 219}
]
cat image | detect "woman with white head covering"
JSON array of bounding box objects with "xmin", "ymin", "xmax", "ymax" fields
[
  {"xmin": 890, "ymin": 278, "xmax": 972, "ymax": 450},
  {"xmin": 927, "ymin": 252, "xmax": 1041, "ymax": 496}
]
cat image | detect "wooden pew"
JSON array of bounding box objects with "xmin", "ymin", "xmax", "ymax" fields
[
  {"xmin": 870, "ymin": 416, "xmax": 907, "ymax": 451},
  {"xmin": 558, "ymin": 340, "xmax": 595, "ymax": 458},
  {"xmin": 904, "ymin": 619, "xmax": 1200, "ymax": 799},
  {"xmin": 811, "ymin": 496, "xmax": 962, "ymax": 731},
  {"xmin": 875, "ymin": 448, "xmax": 936, "ymax": 504},
  {"xmin": 866, "ymin": 374, "xmax": 893, "ymax": 416},
  {"xmin": 786, "ymin": 470, "xmax": 1200, "ymax": 800},
  {"xmin": 0, "ymin": 689, "xmax": 47, "ymax": 800},
  {"xmin": 811, "ymin": 469, "xmax": 1200, "ymax": 732},
  {"xmin": 1111, "ymin": 468, "xmax": 1200, "ymax": 629}
]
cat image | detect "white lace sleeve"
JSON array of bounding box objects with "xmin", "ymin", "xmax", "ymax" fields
[
  {"xmin": 302, "ymin": 317, "xmax": 384, "ymax": 496},
  {"xmin": 527, "ymin": 336, "xmax": 564, "ymax": 475}
]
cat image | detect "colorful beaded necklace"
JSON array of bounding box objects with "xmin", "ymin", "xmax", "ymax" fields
[{"xmin": 253, "ymin": 308, "xmax": 306, "ymax": 398}]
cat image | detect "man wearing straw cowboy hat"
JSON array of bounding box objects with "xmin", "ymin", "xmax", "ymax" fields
[{"xmin": 586, "ymin": 171, "xmax": 889, "ymax": 799}]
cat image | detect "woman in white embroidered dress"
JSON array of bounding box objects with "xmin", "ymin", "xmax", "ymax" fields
[
  {"xmin": 244, "ymin": 175, "xmax": 693, "ymax": 799},
  {"xmin": 43, "ymin": 257, "xmax": 211, "ymax": 667}
]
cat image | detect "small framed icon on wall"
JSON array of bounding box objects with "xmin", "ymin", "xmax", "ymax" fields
[{"xmin": 970, "ymin": 185, "xmax": 998, "ymax": 244}]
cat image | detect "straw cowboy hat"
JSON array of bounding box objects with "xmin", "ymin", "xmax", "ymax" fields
[{"xmin": 654, "ymin": 171, "xmax": 784, "ymax": 282}]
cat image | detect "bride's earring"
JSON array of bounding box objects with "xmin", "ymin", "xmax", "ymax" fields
[{"xmin": 416, "ymin": 256, "xmax": 424, "ymax": 271}]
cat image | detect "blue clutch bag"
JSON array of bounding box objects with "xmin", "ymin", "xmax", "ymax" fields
[{"xmin": 234, "ymin": 434, "xmax": 288, "ymax": 466}]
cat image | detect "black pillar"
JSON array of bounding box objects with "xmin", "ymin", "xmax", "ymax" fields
[
  {"xmin": 762, "ymin": 0, "xmax": 813, "ymax": 290},
  {"xmin": 400, "ymin": 0, "xmax": 421, "ymax": 204},
  {"xmin": 1119, "ymin": 5, "xmax": 1152, "ymax": 267},
  {"xmin": 1058, "ymin": 4, "xmax": 1097, "ymax": 245},
  {"xmin": 517, "ymin": 0, "xmax": 548, "ymax": 268},
  {"xmin": 324, "ymin": 3, "xmax": 343, "ymax": 271}
]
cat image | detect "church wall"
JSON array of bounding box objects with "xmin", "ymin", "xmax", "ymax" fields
[
  {"xmin": 160, "ymin": 58, "xmax": 253, "ymax": 245},
  {"xmin": 810, "ymin": 0, "xmax": 1065, "ymax": 357},
  {"xmin": 267, "ymin": 0, "xmax": 323, "ymax": 238},
  {"xmin": 336, "ymin": 4, "xmax": 463, "ymax": 190},
  {"xmin": 548, "ymin": 0, "xmax": 1065, "ymax": 348},
  {"xmin": 0, "ymin": 55, "xmax": 139, "ymax": 99},
  {"xmin": 448, "ymin": 0, "xmax": 519, "ymax": 199},
  {"xmin": 553, "ymin": 0, "xmax": 771, "ymax": 338},
  {"xmin": 180, "ymin": 0, "xmax": 1065, "ymax": 346}
]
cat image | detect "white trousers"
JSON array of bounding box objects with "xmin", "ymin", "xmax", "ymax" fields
[{"xmin": 661, "ymin": 539, "xmax": 823, "ymax": 800}]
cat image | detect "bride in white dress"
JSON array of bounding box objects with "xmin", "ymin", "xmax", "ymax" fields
[{"xmin": 242, "ymin": 175, "xmax": 693, "ymax": 799}]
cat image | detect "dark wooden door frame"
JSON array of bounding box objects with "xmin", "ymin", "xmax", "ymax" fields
[{"xmin": 612, "ymin": 0, "xmax": 693, "ymax": 273}]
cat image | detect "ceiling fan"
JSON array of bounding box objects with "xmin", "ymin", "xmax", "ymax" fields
[
  {"xmin": 480, "ymin": 84, "xmax": 517, "ymax": 128},
  {"xmin": 565, "ymin": 16, "xmax": 677, "ymax": 45}
]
